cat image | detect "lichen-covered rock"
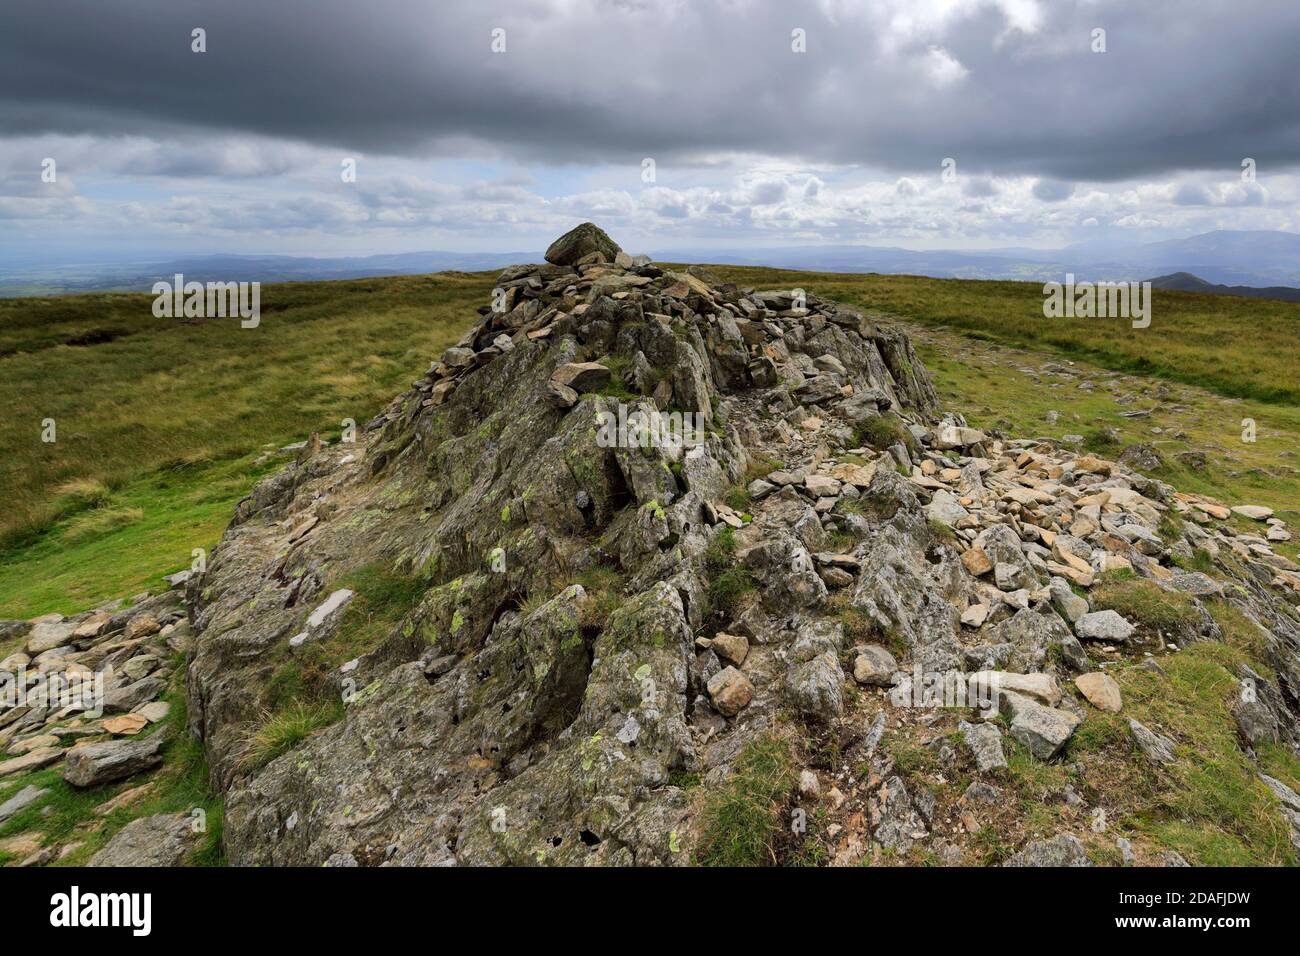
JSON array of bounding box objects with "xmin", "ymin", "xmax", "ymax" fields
[
  {"xmin": 784, "ymin": 652, "xmax": 845, "ymax": 720},
  {"xmin": 90, "ymin": 812, "xmax": 201, "ymax": 867},
  {"xmin": 1003, "ymin": 833, "xmax": 1093, "ymax": 867}
]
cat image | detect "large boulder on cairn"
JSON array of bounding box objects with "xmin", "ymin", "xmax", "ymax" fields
[{"xmin": 545, "ymin": 222, "xmax": 623, "ymax": 266}]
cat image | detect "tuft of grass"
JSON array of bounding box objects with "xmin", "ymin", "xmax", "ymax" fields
[
  {"xmin": 1091, "ymin": 572, "xmax": 1200, "ymax": 636},
  {"xmin": 926, "ymin": 518, "xmax": 958, "ymax": 547},
  {"xmin": 575, "ymin": 564, "xmax": 625, "ymax": 630},
  {"xmin": 696, "ymin": 734, "xmax": 796, "ymax": 866},
  {"xmin": 1206, "ymin": 600, "xmax": 1273, "ymax": 670},
  {"xmin": 704, "ymin": 527, "xmax": 756, "ymax": 619},
  {"xmin": 853, "ymin": 413, "xmax": 912, "ymax": 452},
  {"xmin": 887, "ymin": 734, "xmax": 940, "ymax": 776},
  {"xmin": 244, "ymin": 700, "xmax": 342, "ymax": 772},
  {"xmin": 1157, "ymin": 511, "xmax": 1186, "ymax": 544},
  {"xmin": 1171, "ymin": 547, "xmax": 1216, "ymax": 574},
  {"xmin": 592, "ymin": 355, "xmax": 639, "ymax": 402},
  {"xmin": 53, "ymin": 477, "xmax": 113, "ymax": 511}
]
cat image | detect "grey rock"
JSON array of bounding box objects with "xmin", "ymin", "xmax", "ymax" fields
[
  {"xmin": 784, "ymin": 651, "xmax": 845, "ymax": 720},
  {"xmin": 874, "ymin": 774, "xmax": 930, "ymax": 852},
  {"xmin": 1118, "ymin": 443, "xmax": 1163, "ymax": 472},
  {"xmin": 551, "ymin": 361, "xmax": 611, "ymax": 393},
  {"xmin": 25, "ymin": 620, "xmax": 75, "ymax": 655},
  {"xmin": 89, "ymin": 812, "xmax": 201, "ymax": 866},
  {"xmin": 1129, "ymin": 718, "xmax": 1176, "ymax": 764},
  {"xmin": 925, "ymin": 490, "xmax": 969, "ymax": 528},
  {"xmin": 1000, "ymin": 691, "xmax": 1080, "ymax": 760},
  {"xmin": 102, "ymin": 677, "xmax": 167, "ymax": 714},
  {"xmin": 64, "ymin": 732, "xmax": 168, "ymax": 788},
  {"xmin": 962, "ymin": 781, "xmax": 1001, "ymax": 805},
  {"xmin": 1049, "ymin": 576, "xmax": 1089, "ymax": 624},
  {"xmin": 852, "ymin": 644, "xmax": 898, "ymax": 687},
  {"xmin": 1075, "ymin": 609, "xmax": 1135, "ymax": 643},
  {"xmin": 0, "ymin": 784, "xmax": 48, "ymax": 824},
  {"xmin": 544, "ymin": 222, "xmax": 622, "ymax": 266},
  {"xmin": 1003, "ymin": 833, "xmax": 1093, "ymax": 867},
  {"xmin": 959, "ymin": 719, "xmax": 1007, "ymax": 771}
]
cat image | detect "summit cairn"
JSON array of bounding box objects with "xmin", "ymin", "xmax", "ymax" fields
[{"xmin": 544, "ymin": 221, "xmax": 625, "ymax": 267}]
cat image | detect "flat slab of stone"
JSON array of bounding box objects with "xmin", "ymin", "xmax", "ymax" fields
[
  {"xmin": 1231, "ymin": 505, "xmax": 1274, "ymax": 521},
  {"xmin": 1075, "ymin": 609, "xmax": 1135, "ymax": 643},
  {"xmin": 551, "ymin": 362, "xmax": 611, "ymax": 393},
  {"xmin": 1076, "ymin": 672, "xmax": 1123, "ymax": 712},
  {"xmin": 64, "ymin": 733, "xmax": 167, "ymax": 788},
  {"xmin": 89, "ymin": 812, "xmax": 201, "ymax": 867},
  {"xmin": 25, "ymin": 620, "xmax": 75, "ymax": 655},
  {"xmin": 0, "ymin": 747, "xmax": 63, "ymax": 778},
  {"xmin": 0, "ymin": 785, "xmax": 49, "ymax": 824}
]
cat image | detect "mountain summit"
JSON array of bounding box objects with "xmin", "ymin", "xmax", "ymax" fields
[{"xmin": 161, "ymin": 224, "xmax": 1300, "ymax": 865}]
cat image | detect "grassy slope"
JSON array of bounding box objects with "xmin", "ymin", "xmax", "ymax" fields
[
  {"xmin": 0, "ymin": 273, "xmax": 485, "ymax": 617},
  {"xmin": 702, "ymin": 268, "xmax": 1300, "ymax": 404},
  {"xmin": 2, "ymin": 265, "xmax": 1297, "ymax": 620}
]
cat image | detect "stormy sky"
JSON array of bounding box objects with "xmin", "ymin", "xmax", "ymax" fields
[{"xmin": 2, "ymin": 0, "xmax": 1298, "ymax": 260}]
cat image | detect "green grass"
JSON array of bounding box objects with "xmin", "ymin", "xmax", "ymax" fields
[
  {"xmin": 0, "ymin": 273, "xmax": 485, "ymax": 618},
  {"xmin": 854, "ymin": 412, "xmax": 913, "ymax": 452},
  {"xmin": 704, "ymin": 527, "xmax": 756, "ymax": 619},
  {"xmin": 1051, "ymin": 642, "xmax": 1296, "ymax": 866},
  {"xmin": 702, "ymin": 266, "xmax": 1300, "ymax": 405},
  {"xmin": 267, "ymin": 560, "xmax": 428, "ymax": 710},
  {"xmin": 242, "ymin": 701, "xmax": 343, "ymax": 773},
  {"xmin": 1122, "ymin": 643, "xmax": 1296, "ymax": 865},
  {"xmin": 1090, "ymin": 571, "xmax": 1201, "ymax": 636},
  {"xmin": 0, "ymin": 451, "xmax": 277, "ymax": 618},
  {"xmin": 695, "ymin": 734, "xmax": 797, "ymax": 866}
]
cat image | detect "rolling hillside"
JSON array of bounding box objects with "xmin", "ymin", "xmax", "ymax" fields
[{"xmin": 2, "ymin": 267, "xmax": 1299, "ymax": 617}]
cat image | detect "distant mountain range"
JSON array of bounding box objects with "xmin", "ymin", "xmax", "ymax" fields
[
  {"xmin": 661, "ymin": 230, "xmax": 1300, "ymax": 292},
  {"xmin": 1146, "ymin": 271, "xmax": 1300, "ymax": 303},
  {"xmin": 2, "ymin": 229, "xmax": 1298, "ymax": 299},
  {"xmin": 0, "ymin": 251, "xmax": 533, "ymax": 298}
]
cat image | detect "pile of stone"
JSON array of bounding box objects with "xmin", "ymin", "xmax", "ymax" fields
[
  {"xmin": 0, "ymin": 575, "xmax": 190, "ymax": 866},
  {"xmin": 690, "ymin": 339, "xmax": 1296, "ymax": 776},
  {"xmin": 368, "ymin": 221, "xmax": 934, "ymax": 431}
]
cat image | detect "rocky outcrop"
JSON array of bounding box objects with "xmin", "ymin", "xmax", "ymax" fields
[
  {"xmin": 183, "ymin": 224, "xmax": 941, "ymax": 866},
  {"xmin": 168, "ymin": 223, "xmax": 1300, "ymax": 868}
]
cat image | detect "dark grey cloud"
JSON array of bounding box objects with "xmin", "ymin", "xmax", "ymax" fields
[
  {"xmin": 1, "ymin": 0, "xmax": 1298, "ymax": 183},
  {"xmin": 1032, "ymin": 179, "xmax": 1074, "ymax": 202}
]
